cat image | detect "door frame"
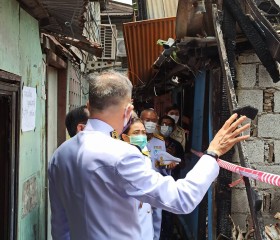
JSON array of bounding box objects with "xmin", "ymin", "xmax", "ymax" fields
[{"xmin": 0, "ymin": 70, "xmax": 21, "ymax": 240}]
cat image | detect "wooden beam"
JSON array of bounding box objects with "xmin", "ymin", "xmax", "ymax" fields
[
  {"xmin": 47, "ymin": 51, "xmax": 67, "ymax": 69},
  {"xmin": 58, "ymin": 37, "xmax": 103, "ymax": 57},
  {"xmin": 57, "ymin": 69, "xmax": 67, "ymax": 146},
  {"xmin": 0, "ymin": 70, "xmax": 21, "ymax": 82}
]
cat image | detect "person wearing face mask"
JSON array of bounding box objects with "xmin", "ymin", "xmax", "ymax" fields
[
  {"xmin": 158, "ymin": 115, "xmax": 185, "ymax": 180},
  {"xmin": 166, "ymin": 105, "xmax": 188, "ymax": 152},
  {"xmin": 139, "ymin": 109, "xmax": 158, "ymax": 138},
  {"xmin": 158, "ymin": 115, "xmax": 185, "ymax": 239},
  {"xmin": 140, "ymin": 108, "xmax": 176, "ymax": 240},
  {"xmin": 121, "ymin": 118, "xmax": 154, "ymax": 240},
  {"xmin": 140, "ymin": 109, "xmax": 170, "ymax": 169},
  {"xmin": 48, "ymin": 70, "xmax": 251, "ymax": 240}
]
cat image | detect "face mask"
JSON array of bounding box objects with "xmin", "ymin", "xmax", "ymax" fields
[
  {"xmin": 160, "ymin": 125, "xmax": 173, "ymax": 137},
  {"xmin": 144, "ymin": 121, "xmax": 157, "ymax": 133},
  {"xmin": 168, "ymin": 114, "xmax": 179, "ymax": 124},
  {"xmin": 129, "ymin": 135, "xmax": 148, "ymax": 150},
  {"xmin": 122, "ymin": 105, "xmax": 132, "ymax": 134}
]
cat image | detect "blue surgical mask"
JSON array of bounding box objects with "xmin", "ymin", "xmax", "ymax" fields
[
  {"xmin": 129, "ymin": 135, "xmax": 147, "ymax": 150},
  {"xmin": 160, "ymin": 125, "xmax": 173, "ymax": 137}
]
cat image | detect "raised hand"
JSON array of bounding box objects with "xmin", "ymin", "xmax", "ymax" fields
[{"xmin": 207, "ymin": 113, "xmax": 250, "ymax": 157}]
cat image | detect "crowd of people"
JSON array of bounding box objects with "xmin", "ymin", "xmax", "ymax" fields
[{"xmin": 48, "ymin": 70, "xmax": 250, "ymax": 240}]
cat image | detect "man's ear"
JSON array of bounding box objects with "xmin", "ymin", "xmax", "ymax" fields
[
  {"xmin": 86, "ymin": 101, "xmax": 91, "ymax": 113},
  {"xmin": 76, "ymin": 123, "xmax": 86, "ymax": 133},
  {"xmin": 126, "ymin": 103, "xmax": 134, "ymax": 118}
]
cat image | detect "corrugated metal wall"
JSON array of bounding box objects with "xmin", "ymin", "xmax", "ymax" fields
[
  {"xmin": 146, "ymin": 0, "xmax": 178, "ymax": 19},
  {"xmin": 123, "ymin": 17, "xmax": 176, "ymax": 86}
]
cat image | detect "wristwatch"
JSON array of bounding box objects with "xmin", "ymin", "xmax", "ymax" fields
[{"xmin": 204, "ymin": 150, "xmax": 219, "ymax": 160}]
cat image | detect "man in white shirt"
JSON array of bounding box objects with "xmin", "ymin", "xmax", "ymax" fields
[{"xmin": 48, "ymin": 70, "xmax": 250, "ymax": 240}]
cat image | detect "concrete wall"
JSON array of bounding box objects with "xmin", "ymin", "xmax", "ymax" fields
[
  {"xmin": 0, "ymin": 0, "xmax": 46, "ymax": 239},
  {"xmin": 231, "ymin": 53, "xmax": 280, "ymax": 228}
]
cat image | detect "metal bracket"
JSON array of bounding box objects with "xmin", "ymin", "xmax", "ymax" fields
[{"xmin": 232, "ymin": 105, "xmax": 258, "ymax": 120}]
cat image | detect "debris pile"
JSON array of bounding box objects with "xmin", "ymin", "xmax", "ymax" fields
[{"xmin": 229, "ymin": 213, "xmax": 280, "ymax": 240}]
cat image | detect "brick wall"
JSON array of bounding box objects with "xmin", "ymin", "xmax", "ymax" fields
[{"xmin": 230, "ymin": 53, "xmax": 280, "ymax": 228}]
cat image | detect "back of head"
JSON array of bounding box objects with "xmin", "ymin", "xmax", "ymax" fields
[
  {"xmin": 65, "ymin": 106, "xmax": 89, "ymax": 137},
  {"xmin": 165, "ymin": 104, "xmax": 180, "ymax": 114},
  {"xmin": 87, "ymin": 70, "xmax": 133, "ymax": 113},
  {"xmin": 158, "ymin": 115, "xmax": 175, "ymax": 127}
]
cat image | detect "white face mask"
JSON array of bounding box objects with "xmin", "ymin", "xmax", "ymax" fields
[
  {"xmin": 168, "ymin": 114, "xmax": 179, "ymax": 124},
  {"xmin": 160, "ymin": 125, "xmax": 173, "ymax": 137},
  {"xmin": 144, "ymin": 121, "xmax": 157, "ymax": 133}
]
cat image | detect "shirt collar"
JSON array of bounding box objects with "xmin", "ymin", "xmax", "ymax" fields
[{"xmin": 84, "ymin": 119, "xmax": 114, "ymax": 136}]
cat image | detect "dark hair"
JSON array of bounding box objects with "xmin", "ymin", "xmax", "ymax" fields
[
  {"xmin": 88, "ymin": 70, "xmax": 132, "ymax": 112},
  {"xmin": 65, "ymin": 106, "xmax": 89, "ymax": 137},
  {"xmin": 165, "ymin": 104, "xmax": 180, "ymax": 114},
  {"xmin": 158, "ymin": 115, "xmax": 175, "ymax": 127},
  {"xmin": 122, "ymin": 118, "xmax": 143, "ymax": 136}
]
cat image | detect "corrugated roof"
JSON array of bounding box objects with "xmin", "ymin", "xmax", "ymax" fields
[
  {"xmin": 101, "ymin": 1, "xmax": 133, "ymax": 15},
  {"xmin": 123, "ymin": 17, "xmax": 176, "ymax": 86},
  {"xmin": 18, "ymin": 0, "xmax": 102, "ymax": 54},
  {"xmin": 18, "ymin": 0, "xmax": 87, "ymax": 40},
  {"xmin": 146, "ymin": 0, "xmax": 178, "ymax": 19}
]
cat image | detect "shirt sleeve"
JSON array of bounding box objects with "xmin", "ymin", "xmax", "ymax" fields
[
  {"xmin": 115, "ymin": 153, "xmax": 219, "ymax": 214},
  {"xmin": 48, "ymin": 162, "xmax": 70, "ymax": 240}
]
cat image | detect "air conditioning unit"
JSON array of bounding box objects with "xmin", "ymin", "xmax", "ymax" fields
[
  {"xmin": 99, "ymin": 24, "xmax": 117, "ymax": 60},
  {"xmin": 116, "ymin": 38, "xmax": 127, "ymax": 57}
]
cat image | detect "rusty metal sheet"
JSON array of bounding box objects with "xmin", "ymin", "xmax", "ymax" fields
[
  {"xmin": 146, "ymin": 0, "xmax": 178, "ymax": 19},
  {"xmin": 123, "ymin": 17, "xmax": 176, "ymax": 86}
]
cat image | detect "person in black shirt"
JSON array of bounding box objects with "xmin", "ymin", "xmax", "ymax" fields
[
  {"xmin": 157, "ymin": 115, "xmax": 185, "ymax": 240},
  {"xmin": 158, "ymin": 115, "xmax": 185, "ymax": 181}
]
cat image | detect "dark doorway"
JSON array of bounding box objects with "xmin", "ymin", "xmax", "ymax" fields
[
  {"xmin": 0, "ymin": 94, "xmax": 12, "ymax": 240},
  {"xmin": 0, "ymin": 71, "xmax": 20, "ymax": 240}
]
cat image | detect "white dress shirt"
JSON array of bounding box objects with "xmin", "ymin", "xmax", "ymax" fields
[{"xmin": 48, "ymin": 119, "xmax": 219, "ymax": 240}]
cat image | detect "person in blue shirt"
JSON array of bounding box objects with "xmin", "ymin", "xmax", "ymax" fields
[{"xmin": 48, "ymin": 70, "xmax": 250, "ymax": 240}]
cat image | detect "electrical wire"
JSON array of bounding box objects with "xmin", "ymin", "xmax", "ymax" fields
[{"xmin": 170, "ymin": 55, "xmax": 196, "ymax": 77}]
